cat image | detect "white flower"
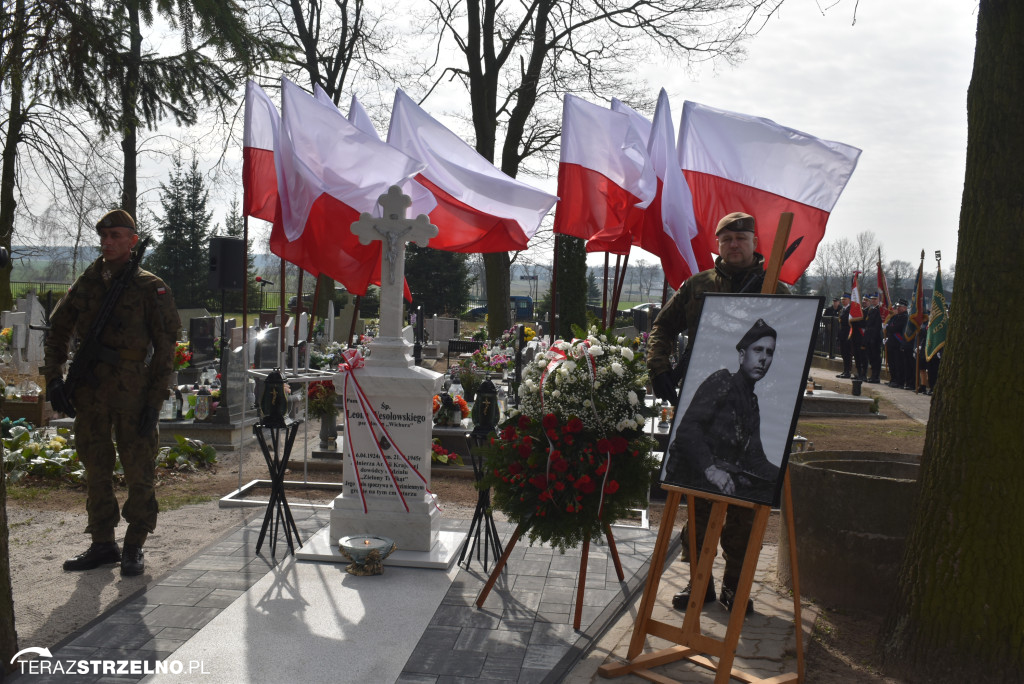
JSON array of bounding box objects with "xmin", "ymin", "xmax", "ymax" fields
[
  {"xmin": 611, "ymin": 362, "xmax": 625, "ymax": 377},
  {"xmin": 583, "ymin": 399, "xmax": 592, "ymax": 408},
  {"xmin": 620, "ymin": 347, "xmax": 634, "ymax": 361},
  {"xmin": 617, "ymin": 336, "xmax": 626, "ymax": 344},
  {"xmin": 628, "ymin": 391, "xmax": 638, "ymax": 405},
  {"xmin": 552, "ymin": 390, "xmax": 561, "ymax": 398},
  {"xmin": 555, "ymin": 340, "xmax": 571, "ymax": 351},
  {"xmin": 588, "ymin": 345, "xmax": 604, "ymax": 357},
  {"xmin": 564, "ymin": 360, "xmax": 577, "ymax": 373}
]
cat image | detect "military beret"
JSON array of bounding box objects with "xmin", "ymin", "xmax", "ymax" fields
[
  {"xmin": 95, "ymin": 209, "xmax": 136, "ymax": 234},
  {"xmin": 736, "ymin": 318, "xmax": 778, "ymax": 351},
  {"xmin": 832, "ymin": 296, "xmax": 840, "ymax": 302},
  {"xmin": 897, "ymin": 298, "xmax": 908, "ymax": 306},
  {"xmin": 867, "ymin": 293, "xmax": 878, "ymax": 299},
  {"xmin": 715, "ymin": 212, "xmax": 755, "ymax": 235},
  {"xmin": 842, "ymin": 292, "xmax": 851, "ymax": 298}
]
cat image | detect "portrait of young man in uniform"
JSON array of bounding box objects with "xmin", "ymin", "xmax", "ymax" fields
[{"xmin": 661, "ymin": 293, "xmax": 822, "ymax": 507}]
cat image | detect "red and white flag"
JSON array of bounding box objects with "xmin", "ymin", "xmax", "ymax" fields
[
  {"xmin": 678, "ymin": 101, "xmax": 861, "ymax": 283},
  {"xmin": 242, "ymin": 80, "xmax": 280, "ymax": 224},
  {"xmin": 387, "ymin": 89, "xmax": 557, "ymax": 253},
  {"xmin": 610, "ymin": 89, "xmax": 700, "ymax": 286},
  {"xmin": 273, "ymin": 78, "xmax": 426, "ymax": 295},
  {"xmin": 552, "ymin": 94, "xmax": 654, "ymax": 244},
  {"xmin": 849, "ymin": 271, "xmax": 864, "ymax": 324},
  {"xmin": 876, "ymin": 258, "xmax": 892, "ymax": 323}
]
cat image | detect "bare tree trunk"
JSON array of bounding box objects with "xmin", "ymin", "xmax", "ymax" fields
[
  {"xmin": 880, "ymin": 2, "xmax": 1024, "ymax": 681},
  {"xmin": 120, "ymin": 3, "xmax": 143, "ymax": 218},
  {"xmin": 0, "ymin": 0, "xmax": 27, "ymax": 312},
  {"xmin": 484, "ymin": 251, "xmax": 510, "ymax": 339}
]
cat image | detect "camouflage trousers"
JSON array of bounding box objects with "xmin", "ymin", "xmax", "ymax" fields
[
  {"xmin": 75, "ymin": 402, "xmax": 159, "ymax": 547},
  {"xmin": 680, "ymin": 497, "xmax": 756, "ymax": 589}
]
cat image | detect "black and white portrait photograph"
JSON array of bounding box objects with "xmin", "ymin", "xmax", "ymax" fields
[{"xmin": 661, "ymin": 293, "xmax": 823, "ymax": 506}]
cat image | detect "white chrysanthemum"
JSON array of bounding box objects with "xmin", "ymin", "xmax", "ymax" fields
[
  {"xmin": 554, "ymin": 340, "xmax": 571, "ymax": 351},
  {"xmin": 552, "ymin": 389, "xmax": 561, "ymax": 398},
  {"xmin": 620, "ymin": 347, "xmax": 634, "ymax": 361},
  {"xmin": 611, "ymin": 362, "xmax": 624, "ymax": 377},
  {"xmin": 564, "ymin": 360, "xmax": 577, "ymax": 373},
  {"xmin": 588, "ymin": 345, "xmax": 604, "ymax": 357},
  {"xmin": 628, "ymin": 391, "xmax": 638, "ymax": 405}
]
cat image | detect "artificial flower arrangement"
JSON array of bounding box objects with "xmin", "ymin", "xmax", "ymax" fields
[
  {"xmin": 173, "ymin": 342, "xmax": 192, "ymax": 371},
  {"xmin": 306, "ymin": 380, "xmax": 338, "ymax": 419},
  {"xmin": 478, "ymin": 325, "xmax": 658, "ymax": 551},
  {"xmin": 432, "ymin": 392, "xmax": 470, "ymax": 426},
  {"xmin": 309, "ymin": 341, "xmax": 346, "ymax": 370},
  {"xmin": 0, "ymin": 327, "xmax": 12, "ymax": 351},
  {"xmin": 431, "ymin": 438, "xmax": 465, "ymax": 466}
]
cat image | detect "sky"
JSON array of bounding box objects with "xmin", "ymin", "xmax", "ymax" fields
[
  {"xmin": 196, "ymin": 0, "xmax": 977, "ymax": 276},
  {"xmin": 634, "ymin": 0, "xmax": 978, "ymax": 270}
]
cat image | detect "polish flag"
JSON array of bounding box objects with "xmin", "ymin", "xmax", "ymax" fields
[
  {"xmin": 608, "ymin": 90, "xmax": 699, "ymax": 289},
  {"xmin": 273, "ymin": 78, "xmax": 426, "ymax": 295},
  {"xmin": 678, "ymin": 101, "xmax": 861, "ymax": 283},
  {"xmin": 242, "ymin": 80, "xmax": 280, "ymax": 224},
  {"xmin": 387, "ymin": 89, "xmax": 557, "ymax": 253},
  {"xmin": 552, "ymin": 94, "xmax": 654, "ymax": 245}
]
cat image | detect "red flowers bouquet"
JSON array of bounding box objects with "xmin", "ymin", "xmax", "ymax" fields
[
  {"xmin": 479, "ymin": 326, "xmax": 657, "ymax": 551},
  {"xmin": 307, "ymin": 380, "xmax": 338, "ymax": 418},
  {"xmin": 173, "ymin": 342, "xmax": 192, "ymax": 371}
]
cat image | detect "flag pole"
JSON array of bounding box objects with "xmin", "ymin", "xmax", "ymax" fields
[
  {"xmin": 601, "ymin": 252, "xmax": 610, "ymax": 329},
  {"xmin": 549, "ymin": 235, "xmax": 560, "ymax": 344},
  {"xmin": 242, "ymin": 215, "xmax": 249, "ymax": 347}
]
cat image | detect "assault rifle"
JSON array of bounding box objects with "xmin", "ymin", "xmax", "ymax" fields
[{"xmin": 58, "ymin": 238, "xmax": 151, "ymax": 418}]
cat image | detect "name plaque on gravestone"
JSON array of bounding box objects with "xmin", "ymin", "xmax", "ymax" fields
[{"xmin": 341, "ymin": 393, "xmax": 431, "ymax": 501}]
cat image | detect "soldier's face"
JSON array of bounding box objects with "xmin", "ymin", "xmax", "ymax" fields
[
  {"xmin": 717, "ymin": 230, "xmax": 757, "ymax": 268},
  {"xmin": 99, "ymin": 227, "xmax": 138, "ymax": 264},
  {"xmin": 738, "ymin": 336, "xmax": 776, "ymax": 382}
]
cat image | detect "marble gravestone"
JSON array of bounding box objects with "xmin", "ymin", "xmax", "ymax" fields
[{"xmin": 329, "ymin": 186, "xmax": 445, "ymax": 553}]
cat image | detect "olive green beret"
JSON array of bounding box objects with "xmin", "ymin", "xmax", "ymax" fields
[
  {"xmin": 95, "ymin": 209, "xmax": 136, "ymax": 233},
  {"xmin": 715, "ymin": 212, "xmax": 755, "ymax": 235}
]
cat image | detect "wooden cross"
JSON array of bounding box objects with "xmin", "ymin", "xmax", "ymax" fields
[{"xmin": 351, "ymin": 186, "xmax": 437, "ymax": 339}]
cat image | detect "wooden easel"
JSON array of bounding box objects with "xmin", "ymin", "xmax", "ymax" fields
[
  {"xmin": 476, "ymin": 520, "xmax": 625, "ymax": 630},
  {"xmin": 599, "ymin": 214, "xmax": 806, "ymax": 683}
]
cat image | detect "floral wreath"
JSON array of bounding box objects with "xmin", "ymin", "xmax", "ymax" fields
[
  {"xmin": 479, "ymin": 325, "xmax": 658, "ymax": 551},
  {"xmin": 432, "ymin": 393, "xmax": 469, "ymax": 426}
]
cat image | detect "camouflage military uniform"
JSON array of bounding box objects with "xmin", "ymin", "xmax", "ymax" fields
[
  {"xmin": 666, "ymin": 369, "xmax": 780, "ymax": 502},
  {"xmin": 647, "ymin": 253, "xmax": 789, "ymax": 590},
  {"xmin": 41, "ymin": 256, "xmax": 179, "ymax": 547}
]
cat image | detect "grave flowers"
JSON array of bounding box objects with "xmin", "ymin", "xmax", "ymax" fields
[
  {"xmin": 479, "ymin": 326, "xmax": 658, "ymax": 551},
  {"xmin": 432, "ymin": 392, "xmax": 469, "ymax": 426},
  {"xmin": 173, "ymin": 342, "xmax": 192, "ymax": 371}
]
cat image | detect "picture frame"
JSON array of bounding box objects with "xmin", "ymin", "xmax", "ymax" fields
[{"xmin": 660, "ymin": 293, "xmax": 824, "ymax": 506}]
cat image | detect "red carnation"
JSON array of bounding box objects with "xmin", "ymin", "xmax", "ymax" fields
[
  {"xmin": 518, "ymin": 443, "xmax": 532, "ymax": 459},
  {"xmin": 542, "ymin": 413, "xmax": 558, "ymax": 430},
  {"xmin": 597, "ymin": 438, "xmax": 612, "ymax": 453},
  {"xmin": 610, "ymin": 436, "xmax": 629, "ymax": 454},
  {"xmin": 566, "ymin": 417, "xmax": 584, "ymax": 433},
  {"xmin": 574, "ymin": 475, "xmax": 596, "ymax": 494},
  {"xmin": 508, "ymin": 462, "xmax": 523, "ymax": 475},
  {"xmin": 529, "ymin": 474, "xmax": 548, "ymax": 489},
  {"xmin": 603, "ymin": 480, "xmax": 620, "ymax": 495},
  {"xmin": 500, "ymin": 426, "xmax": 517, "ymax": 441},
  {"xmin": 518, "ymin": 415, "xmax": 531, "ymax": 429},
  {"xmin": 552, "ymin": 458, "xmax": 569, "ymax": 473}
]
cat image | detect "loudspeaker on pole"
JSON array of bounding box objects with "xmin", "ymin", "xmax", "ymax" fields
[{"xmin": 208, "ymin": 237, "xmax": 246, "ymax": 291}]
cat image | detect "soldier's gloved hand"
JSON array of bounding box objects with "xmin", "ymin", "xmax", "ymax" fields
[
  {"xmin": 652, "ymin": 372, "xmax": 678, "ymax": 404},
  {"xmin": 47, "ymin": 378, "xmax": 76, "ymax": 417},
  {"xmin": 138, "ymin": 406, "xmax": 160, "ymax": 436}
]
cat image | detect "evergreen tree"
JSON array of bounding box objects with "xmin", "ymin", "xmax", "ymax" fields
[
  {"xmin": 405, "ymin": 245, "xmax": 472, "ymax": 317},
  {"xmin": 146, "ymin": 156, "xmax": 212, "ymax": 308},
  {"xmin": 555, "ymin": 235, "xmax": 587, "ymax": 338}
]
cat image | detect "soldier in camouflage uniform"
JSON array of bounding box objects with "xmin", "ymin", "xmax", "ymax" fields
[
  {"xmin": 42, "ymin": 210, "xmax": 179, "ymax": 577},
  {"xmin": 647, "ymin": 211, "xmax": 789, "ymax": 616},
  {"xmin": 665, "ymin": 318, "xmax": 781, "ymax": 502}
]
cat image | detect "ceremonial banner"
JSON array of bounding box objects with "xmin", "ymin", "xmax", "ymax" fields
[
  {"xmin": 876, "ymin": 254, "xmax": 893, "ymax": 323},
  {"xmin": 926, "ymin": 261, "xmax": 948, "ymax": 360},
  {"xmin": 678, "ymin": 101, "xmax": 862, "ymax": 284},
  {"xmin": 849, "ymin": 271, "xmax": 864, "ymax": 325},
  {"xmin": 904, "ymin": 252, "xmax": 927, "ymax": 341}
]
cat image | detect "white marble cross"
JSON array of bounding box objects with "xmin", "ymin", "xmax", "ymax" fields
[{"xmin": 351, "ymin": 185, "xmax": 437, "ymax": 339}]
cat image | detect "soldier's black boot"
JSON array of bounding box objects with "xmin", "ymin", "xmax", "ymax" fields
[
  {"xmin": 121, "ymin": 545, "xmax": 145, "ymax": 577},
  {"xmin": 672, "ymin": 578, "xmax": 716, "ymax": 611},
  {"xmin": 720, "ymin": 583, "xmax": 754, "ymax": 616},
  {"xmin": 63, "ymin": 542, "xmax": 121, "ymax": 571}
]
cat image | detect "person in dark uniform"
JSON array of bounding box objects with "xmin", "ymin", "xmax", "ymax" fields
[
  {"xmin": 863, "ymin": 293, "xmax": 883, "ymax": 383},
  {"xmin": 885, "ymin": 299, "xmax": 910, "ymax": 388},
  {"xmin": 836, "ymin": 293, "xmax": 852, "ymax": 378},
  {"xmin": 42, "ymin": 210, "xmax": 180, "ymax": 577},
  {"xmin": 850, "ymin": 300, "xmax": 868, "ymax": 381},
  {"xmin": 822, "ymin": 297, "xmax": 841, "ymax": 359},
  {"xmin": 647, "ymin": 211, "xmax": 789, "ymax": 616},
  {"xmin": 665, "ymin": 318, "xmax": 781, "ymax": 502}
]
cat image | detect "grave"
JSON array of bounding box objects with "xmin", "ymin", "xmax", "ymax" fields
[{"xmin": 298, "ymin": 186, "xmax": 462, "ymax": 569}]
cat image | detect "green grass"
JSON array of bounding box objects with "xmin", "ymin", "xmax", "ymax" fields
[
  {"xmin": 159, "ymin": 493, "xmax": 214, "ymax": 511},
  {"xmin": 5, "ymin": 485, "xmax": 54, "ymax": 502}
]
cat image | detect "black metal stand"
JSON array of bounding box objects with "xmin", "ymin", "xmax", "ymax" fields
[
  {"xmin": 253, "ymin": 419, "xmax": 303, "ymax": 557},
  {"xmin": 458, "ymin": 432, "xmax": 504, "ymax": 571}
]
